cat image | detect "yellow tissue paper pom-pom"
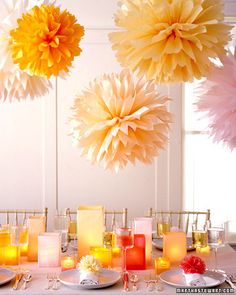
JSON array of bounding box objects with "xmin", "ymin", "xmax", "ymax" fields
[
  {"xmin": 109, "ymin": 0, "xmax": 232, "ymax": 84},
  {"xmin": 10, "ymin": 4, "xmax": 84, "ymax": 78},
  {"xmin": 71, "ymin": 70, "xmax": 171, "ymax": 172}
]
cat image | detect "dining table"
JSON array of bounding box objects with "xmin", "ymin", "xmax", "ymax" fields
[{"xmin": 0, "ymin": 245, "xmax": 235, "ymax": 295}]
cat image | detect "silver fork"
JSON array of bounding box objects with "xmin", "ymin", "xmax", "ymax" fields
[
  {"xmin": 52, "ymin": 274, "xmax": 60, "ymax": 290},
  {"xmin": 224, "ymin": 274, "xmax": 236, "ymax": 290},
  {"xmin": 229, "ymin": 274, "xmax": 236, "ymax": 283},
  {"xmin": 45, "ymin": 273, "xmax": 54, "ymax": 290}
]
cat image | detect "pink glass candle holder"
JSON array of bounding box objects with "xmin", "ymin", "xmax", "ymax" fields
[{"xmin": 134, "ymin": 217, "xmax": 152, "ymax": 265}]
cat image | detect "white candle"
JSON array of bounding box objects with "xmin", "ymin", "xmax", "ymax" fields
[{"xmin": 38, "ymin": 233, "xmax": 61, "ymax": 267}]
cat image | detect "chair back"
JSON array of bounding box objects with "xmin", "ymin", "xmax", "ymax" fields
[
  {"xmin": 147, "ymin": 208, "xmax": 211, "ymax": 235},
  {"xmin": 65, "ymin": 208, "xmax": 128, "ymax": 229},
  {"xmin": 0, "ymin": 208, "xmax": 48, "ymax": 230}
]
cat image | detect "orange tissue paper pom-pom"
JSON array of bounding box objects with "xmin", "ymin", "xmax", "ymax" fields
[{"xmin": 10, "ymin": 4, "xmax": 84, "ymax": 78}]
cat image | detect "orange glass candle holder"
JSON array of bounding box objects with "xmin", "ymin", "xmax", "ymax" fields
[
  {"xmin": 61, "ymin": 256, "xmax": 77, "ymax": 272},
  {"xmin": 0, "ymin": 230, "xmax": 11, "ymax": 247},
  {"xmin": 126, "ymin": 234, "xmax": 146, "ymax": 270},
  {"xmin": 90, "ymin": 247, "xmax": 112, "ymax": 268},
  {"xmin": 155, "ymin": 257, "xmax": 170, "ymax": 274},
  {"xmin": 163, "ymin": 232, "xmax": 187, "ymax": 265},
  {"xmin": 28, "ymin": 216, "xmax": 46, "ymax": 262}
]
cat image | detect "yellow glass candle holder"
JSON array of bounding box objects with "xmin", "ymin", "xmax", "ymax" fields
[
  {"xmin": 2, "ymin": 246, "xmax": 20, "ymax": 265},
  {"xmin": 196, "ymin": 245, "xmax": 210, "ymax": 257},
  {"xmin": 155, "ymin": 257, "xmax": 170, "ymax": 274},
  {"xmin": 69, "ymin": 221, "xmax": 77, "ymax": 240},
  {"xmin": 90, "ymin": 247, "xmax": 112, "ymax": 268},
  {"xmin": 103, "ymin": 232, "xmax": 114, "ymax": 248}
]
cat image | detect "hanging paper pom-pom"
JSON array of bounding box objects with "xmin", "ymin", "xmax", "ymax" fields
[
  {"xmin": 0, "ymin": 0, "xmax": 53, "ymax": 101},
  {"xmin": 197, "ymin": 52, "xmax": 236, "ymax": 149},
  {"xmin": 10, "ymin": 4, "xmax": 84, "ymax": 78},
  {"xmin": 71, "ymin": 70, "xmax": 171, "ymax": 172},
  {"xmin": 109, "ymin": 0, "xmax": 232, "ymax": 84}
]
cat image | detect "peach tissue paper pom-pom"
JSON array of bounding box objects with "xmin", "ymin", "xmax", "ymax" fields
[
  {"xmin": 71, "ymin": 70, "xmax": 171, "ymax": 172},
  {"xmin": 109, "ymin": 0, "xmax": 232, "ymax": 84}
]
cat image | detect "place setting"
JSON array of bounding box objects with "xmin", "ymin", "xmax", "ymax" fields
[{"xmin": 0, "ymin": 206, "xmax": 235, "ymax": 294}]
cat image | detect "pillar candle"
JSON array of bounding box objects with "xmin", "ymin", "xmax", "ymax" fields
[
  {"xmin": 134, "ymin": 217, "xmax": 152, "ymax": 265},
  {"xmin": 28, "ymin": 216, "xmax": 46, "ymax": 262},
  {"xmin": 61, "ymin": 256, "xmax": 77, "ymax": 272},
  {"xmin": 77, "ymin": 206, "xmax": 104, "ymax": 259},
  {"xmin": 3, "ymin": 246, "xmax": 20, "ymax": 265},
  {"xmin": 163, "ymin": 232, "xmax": 187, "ymax": 265},
  {"xmin": 38, "ymin": 233, "xmax": 61, "ymax": 267},
  {"xmin": 126, "ymin": 234, "xmax": 146, "ymax": 270},
  {"xmin": 155, "ymin": 257, "xmax": 170, "ymax": 274},
  {"xmin": 90, "ymin": 247, "xmax": 112, "ymax": 268}
]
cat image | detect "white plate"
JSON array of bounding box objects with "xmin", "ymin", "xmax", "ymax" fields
[
  {"xmin": 160, "ymin": 269, "xmax": 225, "ymax": 288},
  {"xmin": 0, "ymin": 268, "xmax": 15, "ymax": 286},
  {"xmin": 59, "ymin": 268, "xmax": 121, "ymax": 289},
  {"xmin": 152, "ymin": 237, "xmax": 195, "ymax": 251}
]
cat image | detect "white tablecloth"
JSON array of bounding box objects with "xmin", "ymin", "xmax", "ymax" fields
[{"xmin": 0, "ymin": 245, "xmax": 235, "ymax": 295}]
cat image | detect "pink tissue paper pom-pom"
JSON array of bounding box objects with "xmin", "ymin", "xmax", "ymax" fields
[{"xmin": 196, "ymin": 52, "xmax": 236, "ymax": 149}]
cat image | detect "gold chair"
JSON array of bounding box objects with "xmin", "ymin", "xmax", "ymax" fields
[
  {"xmin": 146, "ymin": 208, "xmax": 211, "ymax": 235},
  {"xmin": 65, "ymin": 207, "xmax": 128, "ymax": 229},
  {"xmin": 0, "ymin": 208, "xmax": 48, "ymax": 230}
]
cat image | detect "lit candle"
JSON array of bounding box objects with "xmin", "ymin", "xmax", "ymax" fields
[
  {"xmin": 126, "ymin": 234, "xmax": 146, "ymax": 270},
  {"xmin": 196, "ymin": 245, "xmax": 210, "ymax": 256},
  {"xmin": 4, "ymin": 246, "xmax": 20, "ymax": 265},
  {"xmin": 61, "ymin": 256, "xmax": 77, "ymax": 272},
  {"xmin": 20, "ymin": 226, "xmax": 29, "ymax": 256},
  {"xmin": 38, "ymin": 233, "xmax": 61, "ymax": 267},
  {"xmin": 163, "ymin": 232, "xmax": 187, "ymax": 265},
  {"xmin": 155, "ymin": 257, "xmax": 170, "ymax": 274},
  {"xmin": 28, "ymin": 216, "xmax": 46, "ymax": 262},
  {"xmin": 90, "ymin": 247, "xmax": 112, "ymax": 268},
  {"xmin": 134, "ymin": 218, "xmax": 152, "ymax": 265},
  {"xmin": 77, "ymin": 206, "xmax": 104, "ymax": 259}
]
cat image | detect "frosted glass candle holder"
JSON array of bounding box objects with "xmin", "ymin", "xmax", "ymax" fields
[{"xmin": 38, "ymin": 233, "xmax": 61, "ymax": 267}]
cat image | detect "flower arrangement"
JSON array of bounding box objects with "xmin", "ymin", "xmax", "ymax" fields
[
  {"xmin": 180, "ymin": 255, "xmax": 206, "ymax": 274},
  {"xmin": 180, "ymin": 255, "xmax": 206, "ymax": 287},
  {"xmin": 77, "ymin": 255, "xmax": 101, "ymax": 273}
]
